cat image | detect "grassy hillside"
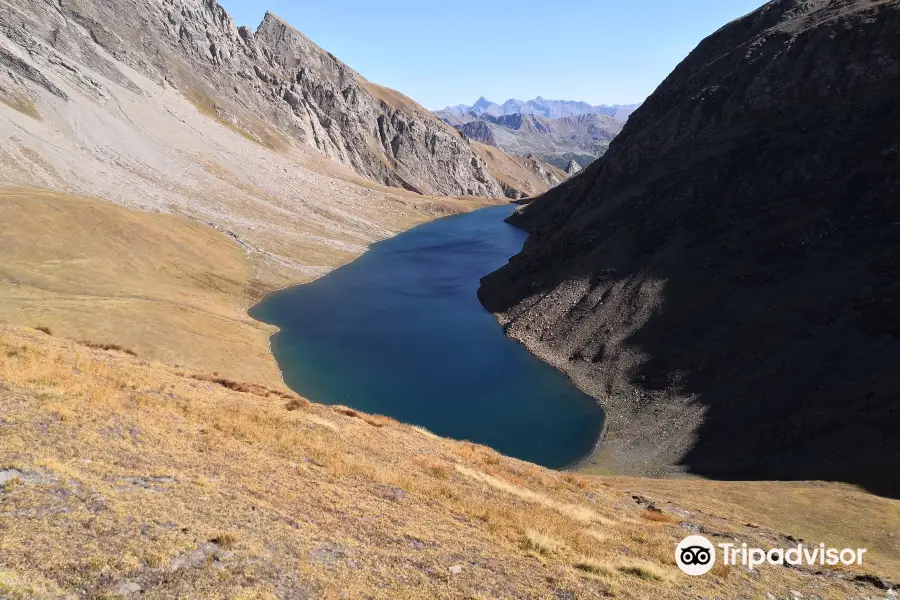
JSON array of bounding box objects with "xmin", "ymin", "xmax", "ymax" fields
[
  {"xmin": 0, "ymin": 188, "xmax": 283, "ymax": 388},
  {"xmin": 0, "ymin": 188, "xmax": 496, "ymax": 390},
  {"xmin": 1, "ymin": 323, "xmax": 896, "ymax": 598}
]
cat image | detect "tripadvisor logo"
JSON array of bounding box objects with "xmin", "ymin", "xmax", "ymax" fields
[
  {"xmin": 676, "ymin": 535, "xmax": 716, "ymax": 575},
  {"xmin": 675, "ymin": 535, "xmax": 867, "ymax": 576}
]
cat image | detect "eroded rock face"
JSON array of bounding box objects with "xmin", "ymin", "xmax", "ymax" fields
[
  {"xmin": 564, "ymin": 160, "xmax": 581, "ymax": 175},
  {"xmin": 480, "ymin": 0, "xmax": 900, "ymax": 496},
  {"xmin": 0, "ymin": 1, "xmax": 504, "ymax": 197},
  {"xmin": 252, "ymin": 13, "xmax": 502, "ymax": 196},
  {"xmin": 452, "ymin": 111, "xmax": 622, "ymax": 170}
]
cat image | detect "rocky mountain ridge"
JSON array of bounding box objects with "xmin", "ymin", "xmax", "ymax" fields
[
  {"xmin": 438, "ymin": 96, "xmax": 640, "ymax": 124},
  {"xmin": 479, "ymin": 0, "xmax": 900, "ymax": 496},
  {"xmin": 0, "ymin": 0, "xmax": 560, "ymax": 198},
  {"xmin": 458, "ymin": 111, "xmax": 624, "ymax": 169}
]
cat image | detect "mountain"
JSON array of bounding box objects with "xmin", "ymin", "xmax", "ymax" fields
[
  {"xmin": 1, "ymin": 0, "xmax": 899, "ymax": 596},
  {"xmin": 0, "ymin": 0, "xmax": 571, "ymax": 387},
  {"xmin": 480, "ymin": 0, "xmax": 900, "ymax": 497},
  {"xmin": 0, "ymin": 1, "xmax": 568, "ymax": 200},
  {"xmin": 458, "ymin": 112, "xmax": 624, "ymax": 169},
  {"xmin": 437, "ymin": 96, "xmax": 641, "ymax": 126}
]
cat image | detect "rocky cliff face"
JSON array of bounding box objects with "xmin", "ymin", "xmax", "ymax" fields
[
  {"xmin": 564, "ymin": 160, "xmax": 581, "ymax": 175},
  {"xmin": 0, "ymin": 1, "xmax": 506, "ymax": 197},
  {"xmin": 251, "ymin": 13, "xmax": 503, "ymax": 196},
  {"xmin": 480, "ymin": 0, "xmax": 900, "ymax": 496},
  {"xmin": 456, "ymin": 111, "xmax": 623, "ymax": 169}
]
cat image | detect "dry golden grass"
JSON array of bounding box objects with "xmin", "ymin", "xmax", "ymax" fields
[
  {"xmin": 189, "ymin": 372, "xmax": 295, "ymax": 400},
  {"xmin": 640, "ymin": 507, "xmax": 681, "ymax": 524},
  {"xmin": 523, "ymin": 529, "xmax": 566, "ymax": 556},
  {"xmin": 1, "ymin": 323, "xmax": 891, "ymax": 598},
  {"xmin": 358, "ymin": 79, "xmax": 423, "ymax": 115},
  {"xmin": 0, "ymin": 183, "xmax": 504, "ymax": 400},
  {"xmin": 470, "ymin": 141, "xmax": 566, "ymax": 198},
  {"xmin": 79, "ymin": 340, "xmax": 138, "ymax": 357},
  {"xmin": 0, "ymin": 187, "xmax": 284, "ymax": 388},
  {"xmin": 610, "ymin": 476, "xmax": 900, "ymax": 581}
]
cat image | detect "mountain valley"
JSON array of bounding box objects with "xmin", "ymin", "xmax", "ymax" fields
[{"xmin": 0, "ymin": 0, "xmax": 898, "ymax": 597}]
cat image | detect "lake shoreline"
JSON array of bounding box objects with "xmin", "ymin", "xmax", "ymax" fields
[{"xmin": 249, "ymin": 204, "xmax": 606, "ymax": 469}]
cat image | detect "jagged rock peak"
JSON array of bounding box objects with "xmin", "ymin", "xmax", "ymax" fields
[
  {"xmin": 0, "ymin": 0, "xmax": 509, "ymax": 198},
  {"xmin": 564, "ymin": 160, "xmax": 581, "ymax": 175}
]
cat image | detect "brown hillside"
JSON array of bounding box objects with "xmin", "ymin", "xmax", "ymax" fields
[{"xmin": 0, "ymin": 324, "xmax": 897, "ymax": 598}]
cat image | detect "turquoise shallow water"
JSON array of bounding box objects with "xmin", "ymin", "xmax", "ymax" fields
[{"xmin": 250, "ymin": 205, "xmax": 605, "ymax": 468}]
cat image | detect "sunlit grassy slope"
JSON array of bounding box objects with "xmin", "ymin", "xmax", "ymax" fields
[
  {"xmin": 0, "ymin": 324, "xmax": 897, "ymax": 599},
  {"xmin": 0, "ymin": 188, "xmax": 896, "ymax": 598},
  {"xmin": 0, "ymin": 188, "xmax": 283, "ymax": 388},
  {"xmin": 0, "ymin": 188, "xmax": 498, "ymax": 391}
]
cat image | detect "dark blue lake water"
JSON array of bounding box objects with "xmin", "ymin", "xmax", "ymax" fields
[{"xmin": 250, "ymin": 205, "xmax": 605, "ymax": 468}]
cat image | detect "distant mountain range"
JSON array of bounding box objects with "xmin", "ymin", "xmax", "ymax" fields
[
  {"xmin": 435, "ymin": 97, "xmax": 637, "ymax": 170},
  {"xmin": 457, "ymin": 112, "xmax": 623, "ymax": 170},
  {"xmin": 436, "ymin": 96, "xmax": 641, "ymax": 125}
]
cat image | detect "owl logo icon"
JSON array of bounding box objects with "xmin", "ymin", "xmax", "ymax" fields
[{"xmin": 675, "ymin": 535, "xmax": 716, "ymax": 575}]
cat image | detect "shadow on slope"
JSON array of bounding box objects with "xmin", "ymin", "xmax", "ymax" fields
[{"xmin": 480, "ymin": 0, "xmax": 900, "ymax": 498}]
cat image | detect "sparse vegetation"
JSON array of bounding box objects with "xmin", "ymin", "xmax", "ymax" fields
[
  {"xmin": 640, "ymin": 508, "xmax": 680, "ymax": 524},
  {"xmin": 411, "ymin": 425, "xmax": 439, "ymax": 439},
  {"xmin": 210, "ymin": 533, "xmax": 238, "ymax": 550},
  {"xmin": 333, "ymin": 406, "xmax": 359, "ymax": 418},
  {"xmin": 617, "ymin": 561, "xmax": 668, "ymax": 581},
  {"xmin": 181, "ymin": 80, "xmax": 287, "ymax": 152},
  {"xmin": 190, "ymin": 373, "xmax": 294, "ymax": 400},
  {"xmin": 414, "ymin": 456, "xmax": 451, "ymax": 479},
  {"xmin": 79, "ymin": 341, "xmax": 138, "ymax": 356},
  {"xmin": 0, "ymin": 89, "xmax": 41, "ymax": 120},
  {"xmin": 1, "ymin": 475, "xmax": 22, "ymax": 491},
  {"xmin": 562, "ymin": 472, "xmax": 592, "ymax": 490},
  {"xmin": 284, "ymin": 397, "xmax": 308, "ymax": 411},
  {"xmin": 523, "ymin": 530, "xmax": 565, "ymax": 555},
  {"xmin": 330, "ymin": 405, "xmax": 397, "ymax": 427},
  {"xmin": 0, "ymin": 323, "xmax": 895, "ymax": 598},
  {"xmin": 573, "ymin": 557, "xmax": 615, "ymax": 576}
]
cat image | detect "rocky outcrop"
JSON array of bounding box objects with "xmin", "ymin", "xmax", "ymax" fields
[
  {"xmin": 564, "ymin": 160, "xmax": 581, "ymax": 175},
  {"xmin": 480, "ymin": 0, "xmax": 900, "ymax": 496},
  {"xmin": 250, "ymin": 13, "xmax": 503, "ymax": 196},
  {"xmin": 470, "ymin": 144, "xmax": 566, "ymax": 200},
  {"xmin": 0, "ymin": 1, "xmax": 507, "ymax": 197},
  {"xmin": 459, "ymin": 119, "xmax": 497, "ymax": 148}
]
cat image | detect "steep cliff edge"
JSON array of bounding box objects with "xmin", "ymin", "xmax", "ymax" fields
[
  {"xmin": 0, "ymin": 1, "xmax": 516, "ymax": 197},
  {"xmin": 479, "ymin": 0, "xmax": 900, "ymax": 496}
]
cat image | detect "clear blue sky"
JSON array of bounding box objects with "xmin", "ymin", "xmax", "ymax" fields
[{"xmin": 218, "ymin": 0, "xmax": 766, "ymax": 110}]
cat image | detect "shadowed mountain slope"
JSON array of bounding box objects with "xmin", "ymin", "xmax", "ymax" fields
[{"xmin": 480, "ymin": 0, "xmax": 900, "ymax": 497}]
